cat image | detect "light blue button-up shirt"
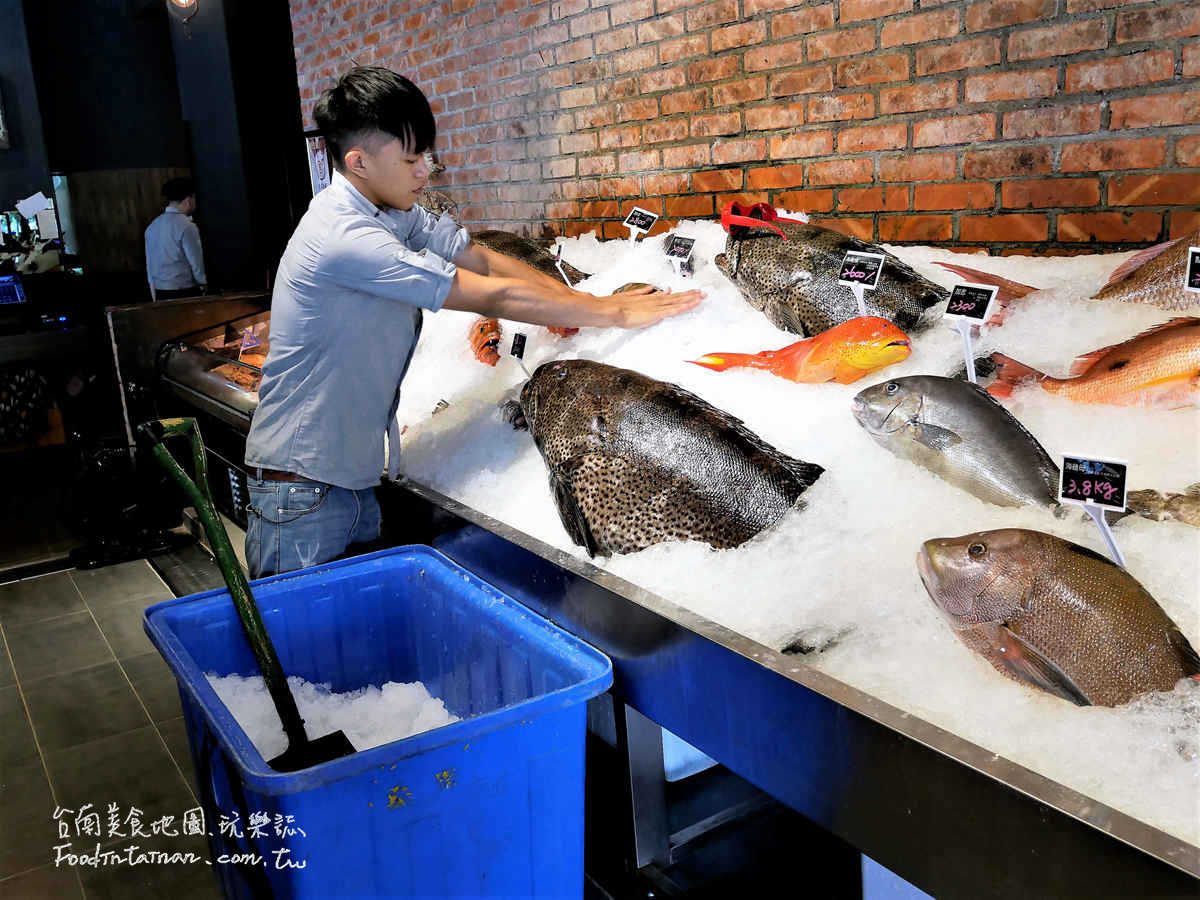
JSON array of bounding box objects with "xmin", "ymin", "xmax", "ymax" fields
[
  {"xmin": 245, "ymin": 171, "xmax": 470, "ymax": 489},
  {"xmin": 144, "ymin": 206, "xmax": 206, "ymax": 291}
]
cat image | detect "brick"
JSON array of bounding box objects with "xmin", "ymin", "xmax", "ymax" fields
[
  {"xmin": 1186, "ymin": 43, "xmax": 1200, "ymax": 78},
  {"xmin": 965, "ymin": 68, "xmax": 1057, "ymax": 102},
  {"xmin": 810, "ymin": 217, "xmax": 875, "ymax": 240},
  {"xmin": 1003, "ymin": 104, "xmax": 1101, "ymax": 139},
  {"xmin": 561, "ymin": 132, "xmax": 599, "ymax": 154},
  {"xmin": 559, "ymin": 86, "xmax": 595, "ymax": 108},
  {"xmin": 1059, "ymin": 212, "xmax": 1163, "ymax": 242},
  {"xmin": 1065, "ymin": 51, "xmax": 1174, "ymax": 93},
  {"xmin": 616, "ymin": 98, "xmax": 660, "ymax": 121},
  {"xmin": 581, "ymin": 199, "xmax": 620, "ymax": 218},
  {"xmin": 596, "ymin": 26, "xmax": 637, "ymax": 53},
  {"xmin": 546, "ymin": 159, "xmax": 577, "ymax": 178},
  {"xmin": 619, "ymin": 149, "xmax": 661, "ymax": 172},
  {"xmin": 770, "ymin": 66, "xmax": 835, "ymax": 97},
  {"xmin": 712, "ymin": 21, "xmax": 767, "ymax": 51},
  {"xmin": 663, "ymin": 143, "xmax": 711, "ymax": 167},
  {"xmin": 879, "ymin": 215, "xmax": 952, "ymax": 241},
  {"xmin": 967, "ymin": 0, "xmax": 1054, "ymax": 32},
  {"xmin": 660, "ymin": 34, "xmax": 709, "ymax": 62},
  {"xmin": 600, "ymin": 221, "xmax": 629, "ymax": 238},
  {"xmin": 711, "ymin": 139, "xmax": 767, "ymax": 164},
  {"xmin": 746, "ymin": 0, "xmax": 822, "ymax": 13},
  {"xmin": 747, "ymin": 102, "xmax": 806, "ymax": 130},
  {"xmin": 880, "ymin": 152, "xmax": 957, "ymax": 181},
  {"xmin": 916, "ymin": 37, "xmax": 1001, "ymax": 75},
  {"xmin": 552, "ymin": 0, "xmax": 589, "ymax": 20},
  {"xmin": 747, "ymin": 164, "xmax": 807, "ymax": 189},
  {"xmin": 1110, "ymin": 91, "xmax": 1200, "ymax": 128},
  {"xmin": 574, "ymin": 105, "xmax": 616, "ymax": 128},
  {"xmin": 1178, "ymin": 135, "xmax": 1200, "ymax": 167},
  {"xmin": 1110, "ymin": 173, "xmax": 1200, "ymax": 206},
  {"xmin": 776, "ymin": 189, "xmax": 835, "ymax": 213},
  {"xmin": 715, "ymin": 77, "xmax": 768, "ymax": 106},
  {"xmin": 880, "ymin": 81, "xmax": 957, "ymax": 114},
  {"xmin": 611, "ymin": 0, "xmax": 655, "ymax": 25},
  {"xmin": 837, "ymin": 54, "xmax": 910, "ymax": 87},
  {"xmin": 913, "ymin": 182, "xmax": 995, "ymax": 210},
  {"xmin": 716, "ymin": 190, "xmax": 771, "ymax": 208},
  {"xmin": 598, "ymin": 77, "xmax": 639, "ymax": 102},
  {"xmin": 964, "ymin": 145, "xmax": 1052, "ymax": 179},
  {"xmin": 1170, "ymin": 210, "xmax": 1200, "ymax": 238},
  {"xmin": 1001, "ymin": 178, "xmax": 1100, "ymax": 209},
  {"xmin": 620, "ymin": 198, "xmax": 662, "ymax": 216},
  {"xmin": 808, "ymin": 158, "xmax": 874, "ymax": 185},
  {"xmin": 614, "ymin": 47, "xmax": 658, "ymax": 74},
  {"xmin": 881, "ymin": 9, "xmax": 961, "ymax": 47},
  {"xmin": 839, "ymin": 186, "xmax": 909, "ymax": 212},
  {"xmin": 1061, "ymin": 138, "xmax": 1167, "ymax": 173},
  {"xmin": 1008, "ymin": 18, "xmax": 1108, "ymax": 60},
  {"xmin": 644, "ymin": 119, "xmax": 688, "ymax": 142},
  {"xmin": 808, "ymin": 27, "xmax": 875, "ymax": 61},
  {"xmin": 637, "ymin": 14, "xmax": 684, "ymax": 42},
  {"xmin": 961, "ymin": 213, "xmax": 1048, "ymax": 241},
  {"xmin": 666, "ymin": 194, "xmax": 715, "ymax": 217},
  {"xmin": 639, "ymin": 67, "xmax": 687, "ymax": 93},
  {"xmin": 556, "ymin": 38, "xmax": 595, "ymax": 64},
  {"xmin": 1116, "ymin": 3, "xmax": 1200, "ymax": 44},
  {"xmin": 689, "ymin": 57, "xmax": 740, "ymax": 83},
  {"xmin": 546, "ymin": 199, "xmax": 581, "ymax": 218},
  {"xmin": 771, "ymin": 4, "xmax": 836, "ymax": 38},
  {"xmin": 644, "ymin": 172, "xmax": 691, "ymax": 193},
  {"xmin": 687, "ymin": 0, "xmax": 738, "ymax": 31},
  {"xmin": 1068, "ymin": 0, "xmax": 1142, "ymax": 11},
  {"xmin": 691, "ymin": 112, "xmax": 741, "ymax": 137},
  {"xmin": 693, "ymin": 169, "xmax": 744, "ymax": 191},
  {"xmin": 838, "ymin": 122, "xmax": 908, "ymax": 153},
  {"xmin": 662, "ymin": 89, "xmax": 709, "ymax": 114},
  {"xmin": 808, "ymin": 93, "xmax": 875, "ymax": 122},
  {"xmin": 571, "ymin": 11, "xmax": 612, "ymax": 38},
  {"xmin": 913, "ymin": 113, "xmax": 995, "ymax": 147},
  {"xmin": 841, "ymin": 0, "xmax": 912, "ymax": 24},
  {"xmin": 745, "ymin": 40, "xmax": 806, "ymax": 72}
]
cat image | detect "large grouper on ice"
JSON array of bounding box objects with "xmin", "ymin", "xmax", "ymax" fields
[
  {"xmin": 715, "ymin": 206, "xmax": 946, "ymax": 337},
  {"xmin": 502, "ymin": 359, "xmax": 824, "ymax": 556}
]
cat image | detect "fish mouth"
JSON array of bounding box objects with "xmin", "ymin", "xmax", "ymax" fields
[{"xmin": 886, "ymin": 339, "xmax": 910, "ymax": 349}]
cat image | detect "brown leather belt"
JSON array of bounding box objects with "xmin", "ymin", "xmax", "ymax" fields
[{"xmin": 252, "ymin": 467, "xmax": 310, "ymax": 483}]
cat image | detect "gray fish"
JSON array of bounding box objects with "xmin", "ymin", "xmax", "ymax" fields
[
  {"xmin": 918, "ymin": 529, "xmax": 1200, "ymax": 706},
  {"xmin": 1118, "ymin": 483, "xmax": 1200, "ymax": 529},
  {"xmin": 471, "ymin": 230, "xmax": 591, "ymax": 285},
  {"xmin": 505, "ymin": 359, "xmax": 824, "ymax": 556},
  {"xmin": 714, "ymin": 217, "xmax": 945, "ymax": 337},
  {"xmin": 852, "ymin": 375, "xmax": 1061, "ymax": 511}
]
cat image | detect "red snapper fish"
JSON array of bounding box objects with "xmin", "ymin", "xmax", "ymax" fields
[{"xmin": 688, "ymin": 316, "xmax": 911, "ymax": 385}]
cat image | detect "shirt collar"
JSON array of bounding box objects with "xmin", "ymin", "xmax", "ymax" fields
[{"xmin": 330, "ymin": 170, "xmax": 385, "ymax": 219}]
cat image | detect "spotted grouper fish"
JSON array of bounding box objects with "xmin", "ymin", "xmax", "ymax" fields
[
  {"xmin": 503, "ymin": 359, "xmax": 824, "ymax": 556},
  {"xmin": 715, "ymin": 212, "xmax": 945, "ymax": 337},
  {"xmin": 471, "ymin": 230, "xmax": 591, "ymax": 285},
  {"xmin": 918, "ymin": 529, "xmax": 1200, "ymax": 707}
]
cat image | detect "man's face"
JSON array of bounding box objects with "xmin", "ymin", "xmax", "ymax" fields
[{"xmin": 352, "ymin": 136, "xmax": 431, "ymax": 210}]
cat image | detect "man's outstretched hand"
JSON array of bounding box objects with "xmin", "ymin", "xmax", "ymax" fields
[{"xmin": 599, "ymin": 285, "xmax": 704, "ymax": 329}]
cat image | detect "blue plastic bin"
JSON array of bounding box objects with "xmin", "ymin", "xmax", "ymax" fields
[{"xmin": 144, "ymin": 545, "xmax": 613, "ymax": 899}]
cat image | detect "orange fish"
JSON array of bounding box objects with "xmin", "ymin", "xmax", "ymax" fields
[
  {"xmin": 688, "ymin": 316, "xmax": 911, "ymax": 385},
  {"xmin": 469, "ymin": 316, "xmax": 502, "ymax": 366},
  {"xmin": 988, "ymin": 317, "xmax": 1200, "ymax": 409}
]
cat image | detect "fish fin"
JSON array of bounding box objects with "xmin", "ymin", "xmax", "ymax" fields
[
  {"xmin": 1095, "ymin": 238, "xmax": 1181, "ymax": 296},
  {"xmin": 912, "ymin": 422, "xmax": 962, "ymax": 451},
  {"xmin": 501, "ymin": 400, "xmax": 528, "ymax": 430},
  {"xmin": 934, "ymin": 262, "xmax": 1040, "ymax": 304},
  {"xmin": 765, "ymin": 300, "xmax": 810, "ymax": 336},
  {"xmin": 831, "ymin": 368, "xmax": 868, "ymax": 385},
  {"xmin": 987, "ymin": 353, "xmax": 1047, "ymax": 400},
  {"xmin": 1067, "ymin": 318, "xmax": 1199, "ymax": 376},
  {"xmin": 1170, "ymin": 627, "xmax": 1200, "ymax": 677},
  {"xmin": 688, "ymin": 353, "xmax": 757, "ymax": 373},
  {"xmin": 548, "ymin": 458, "xmax": 601, "ymax": 558},
  {"xmin": 981, "ymin": 622, "xmax": 1092, "ymax": 706},
  {"xmin": 1185, "ymin": 483, "xmax": 1200, "ymax": 497},
  {"xmin": 779, "ymin": 457, "xmax": 825, "ymax": 490}
]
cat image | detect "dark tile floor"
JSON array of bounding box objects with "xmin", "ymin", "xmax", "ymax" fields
[{"xmin": 0, "ymin": 562, "xmax": 222, "ymax": 899}]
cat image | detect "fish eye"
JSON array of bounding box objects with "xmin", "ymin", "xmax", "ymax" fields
[
  {"xmin": 968, "ymin": 542, "xmax": 986, "ymax": 558},
  {"xmin": 885, "ymin": 382, "xmax": 899, "ymax": 394},
  {"xmin": 554, "ymin": 367, "xmax": 567, "ymax": 380}
]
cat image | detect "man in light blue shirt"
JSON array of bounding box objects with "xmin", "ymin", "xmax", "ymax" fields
[
  {"xmin": 144, "ymin": 177, "xmax": 206, "ymax": 300},
  {"xmin": 243, "ymin": 68, "xmax": 702, "ymax": 577}
]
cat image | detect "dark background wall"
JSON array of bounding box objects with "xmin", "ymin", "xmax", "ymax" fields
[{"xmin": 0, "ymin": 0, "xmax": 52, "ymax": 211}]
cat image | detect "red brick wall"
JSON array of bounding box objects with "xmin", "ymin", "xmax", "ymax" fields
[{"xmin": 288, "ymin": 0, "xmax": 1200, "ymax": 252}]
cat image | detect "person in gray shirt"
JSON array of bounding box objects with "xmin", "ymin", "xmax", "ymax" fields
[
  {"xmin": 243, "ymin": 67, "xmax": 702, "ymax": 577},
  {"xmin": 144, "ymin": 177, "xmax": 206, "ymax": 300}
]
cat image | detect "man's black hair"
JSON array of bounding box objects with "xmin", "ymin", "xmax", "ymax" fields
[
  {"xmin": 314, "ymin": 67, "xmax": 436, "ymax": 172},
  {"xmin": 162, "ymin": 177, "xmax": 196, "ymax": 203}
]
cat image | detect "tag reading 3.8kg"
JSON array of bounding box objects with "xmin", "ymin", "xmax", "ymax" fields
[{"xmin": 1059, "ymin": 455, "xmax": 1128, "ymax": 511}]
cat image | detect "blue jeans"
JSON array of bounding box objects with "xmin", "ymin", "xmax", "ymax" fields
[{"xmin": 245, "ymin": 477, "xmax": 381, "ymax": 578}]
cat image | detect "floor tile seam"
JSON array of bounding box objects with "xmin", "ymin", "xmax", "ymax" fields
[
  {"xmin": 0, "ymin": 566, "xmax": 74, "ymax": 590},
  {"xmin": 0, "ymin": 604, "xmax": 89, "ymax": 631},
  {"xmin": 0, "ymin": 617, "xmax": 64, "ymax": 819}
]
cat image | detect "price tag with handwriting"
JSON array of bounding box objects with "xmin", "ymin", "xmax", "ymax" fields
[
  {"xmin": 943, "ymin": 283, "xmax": 999, "ymax": 323},
  {"xmin": 665, "ymin": 235, "xmax": 695, "ymax": 262},
  {"xmin": 1186, "ymin": 245, "xmax": 1200, "ymax": 294},
  {"xmin": 510, "ymin": 332, "xmax": 527, "ymax": 360},
  {"xmin": 837, "ymin": 251, "xmax": 885, "ymax": 290},
  {"xmin": 623, "ymin": 207, "xmax": 659, "ymax": 237},
  {"xmin": 1059, "ymin": 455, "xmax": 1127, "ymax": 511}
]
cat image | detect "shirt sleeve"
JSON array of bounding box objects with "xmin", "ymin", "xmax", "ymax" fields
[
  {"xmin": 384, "ymin": 204, "xmax": 471, "ymax": 265},
  {"xmin": 180, "ymin": 221, "xmax": 207, "ymax": 286},
  {"xmin": 322, "ymin": 216, "xmax": 461, "ymax": 311}
]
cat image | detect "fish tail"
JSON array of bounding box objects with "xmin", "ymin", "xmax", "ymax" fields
[
  {"xmin": 987, "ymin": 353, "xmax": 1048, "ymax": 399},
  {"xmin": 688, "ymin": 351, "xmax": 774, "ymax": 373}
]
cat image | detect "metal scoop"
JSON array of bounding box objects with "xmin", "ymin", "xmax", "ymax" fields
[{"xmin": 139, "ymin": 417, "xmax": 356, "ymax": 771}]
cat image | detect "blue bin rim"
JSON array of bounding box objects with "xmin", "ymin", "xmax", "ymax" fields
[{"xmin": 143, "ymin": 544, "xmax": 613, "ymax": 796}]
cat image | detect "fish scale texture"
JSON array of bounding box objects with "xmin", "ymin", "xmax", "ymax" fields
[
  {"xmin": 520, "ymin": 359, "xmax": 823, "ymax": 556},
  {"xmin": 1094, "ymin": 229, "xmax": 1200, "ymax": 310}
]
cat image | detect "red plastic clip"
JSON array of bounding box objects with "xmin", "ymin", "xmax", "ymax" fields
[{"xmin": 719, "ymin": 201, "xmax": 806, "ymax": 240}]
